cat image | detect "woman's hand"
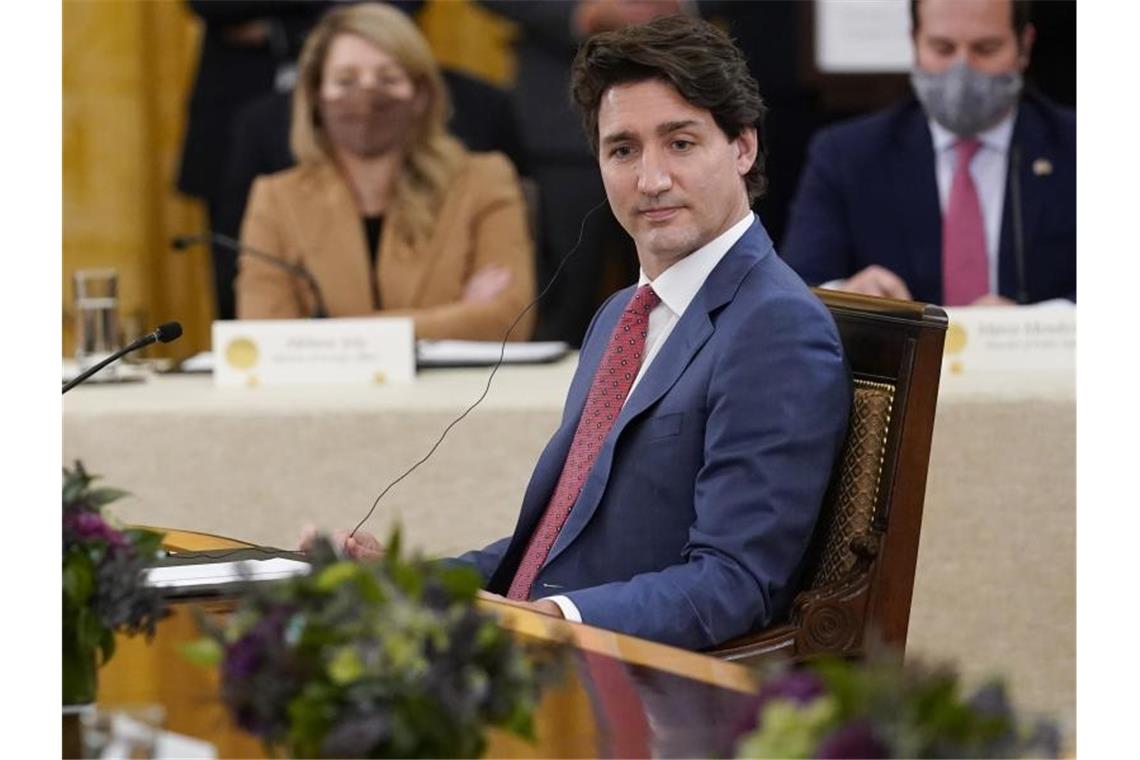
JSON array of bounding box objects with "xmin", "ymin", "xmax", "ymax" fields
[{"xmin": 462, "ymin": 265, "xmax": 513, "ymax": 304}]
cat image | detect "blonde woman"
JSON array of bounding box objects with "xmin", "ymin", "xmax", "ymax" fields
[{"xmin": 236, "ymin": 3, "xmax": 535, "ymax": 341}]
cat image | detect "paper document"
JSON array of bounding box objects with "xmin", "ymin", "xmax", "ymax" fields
[
  {"xmin": 178, "ymin": 351, "xmax": 214, "ymax": 373},
  {"xmin": 416, "ymin": 340, "xmax": 569, "ymax": 367},
  {"xmin": 179, "ymin": 340, "xmax": 568, "ymax": 373},
  {"xmin": 144, "ymin": 557, "xmax": 310, "ymax": 589}
]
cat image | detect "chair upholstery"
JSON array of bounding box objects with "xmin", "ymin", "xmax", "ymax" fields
[{"xmin": 711, "ymin": 291, "xmax": 947, "ymax": 665}]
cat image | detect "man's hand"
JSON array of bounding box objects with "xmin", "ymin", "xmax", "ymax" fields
[
  {"xmin": 839, "ymin": 265, "xmax": 913, "ymax": 300},
  {"xmin": 970, "ymin": 293, "xmax": 1017, "ymax": 306},
  {"xmin": 478, "ymin": 590, "xmax": 565, "ymax": 618},
  {"xmin": 299, "ymin": 524, "xmax": 385, "ymax": 561}
]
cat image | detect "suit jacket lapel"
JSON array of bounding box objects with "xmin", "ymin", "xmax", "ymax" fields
[
  {"xmin": 486, "ymin": 304, "xmax": 623, "ymax": 591},
  {"xmin": 300, "ymin": 164, "xmax": 374, "ymax": 314},
  {"xmin": 541, "ymin": 222, "xmax": 770, "ymax": 568},
  {"xmin": 889, "ymin": 104, "xmax": 943, "ymax": 302},
  {"xmin": 999, "ymin": 101, "xmax": 1047, "ymax": 300}
]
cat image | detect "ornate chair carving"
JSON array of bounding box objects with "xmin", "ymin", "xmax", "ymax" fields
[{"xmin": 711, "ymin": 291, "xmax": 947, "ymax": 665}]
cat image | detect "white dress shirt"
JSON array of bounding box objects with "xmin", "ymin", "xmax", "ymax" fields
[
  {"xmin": 823, "ymin": 110, "xmax": 1016, "ymax": 298},
  {"xmin": 544, "ymin": 210, "xmax": 756, "ymax": 622},
  {"xmin": 928, "ymin": 110, "xmax": 1016, "ymax": 295}
]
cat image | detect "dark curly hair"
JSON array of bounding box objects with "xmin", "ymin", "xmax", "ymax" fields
[{"xmin": 570, "ymin": 14, "xmax": 768, "ymax": 201}]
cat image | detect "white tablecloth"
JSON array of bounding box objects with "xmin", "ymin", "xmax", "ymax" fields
[{"xmin": 63, "ymin": 357, "xmax": 1074, "ymax": 732}]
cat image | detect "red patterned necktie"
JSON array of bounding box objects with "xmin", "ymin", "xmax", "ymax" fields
[
  {"xmin": 507, "ymin": 284, "xmax": 661, "ymax": 601},
  {"xmin": 942, "ymin": 138, "xmax": 989, "ymax": 306}
]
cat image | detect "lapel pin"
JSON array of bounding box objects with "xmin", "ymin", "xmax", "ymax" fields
[{"xmin": 1032, "ymin": 158, "xmax": 1053, "ymax": 176}]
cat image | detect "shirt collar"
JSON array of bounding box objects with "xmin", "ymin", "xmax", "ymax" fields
[
  {"xmin": 928, "ymin": 106, "xmax": 1017, "ymax": 155},
  {"xmin": 636, "ymin": 211, "xmax": 754, "ymax": 318}
]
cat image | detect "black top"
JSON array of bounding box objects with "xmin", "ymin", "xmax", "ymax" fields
[{"xmin": 363, "ymin": 215, "xmax": 384, "ymax": 310}]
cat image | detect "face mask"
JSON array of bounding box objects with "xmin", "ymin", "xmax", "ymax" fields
[
  {"xmin": 910, "ymin": 61, "xmax": 1022, "ymax": 137},
  {"xmin": 318, "ymin": 89, "xmax": 418, "ymax": 158}
]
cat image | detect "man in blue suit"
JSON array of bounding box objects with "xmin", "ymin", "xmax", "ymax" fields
[
  {"xmin": 332, "ymin": 16, "xmax": 849, "ymax": 651},
  {"xmin": 781, "ymin": 0, "xmax": 1075, "ymax": 306}
]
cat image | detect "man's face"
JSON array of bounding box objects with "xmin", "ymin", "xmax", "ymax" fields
[
  {"xmin": 914, "ymin": 0, "xmax": 1032, "ymax": 75},
  {"xmin": 596, "ymin": 78, "xmax": 756, "ymax": 279}
]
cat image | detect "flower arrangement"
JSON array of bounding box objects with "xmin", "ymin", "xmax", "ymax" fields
[
  {"xmin": 62, "ymin": 462, "xmax": 166, "ymax": 705},
  {"xmin": 733, "ymin": 656, "xmax": 1061, "ymax": 759},
  {"xmin": 186, "ymin": 530, "xmax": 564, "ymax": 758}
]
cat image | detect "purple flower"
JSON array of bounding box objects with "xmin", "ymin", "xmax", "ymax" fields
[
  {"xmin": 815, "ymin": 721, "xmax": 889, "ymax": 759},
  {"xmin": 757, "ymin": 670, "xmax": 827, "ymax": 707},
  {"xmin": 223, "ymin": 609, "xmax": 291, "ymax": 681},
  {"xmin": 64, "ymin": 511, "xmax": 128, "ymax": 548},
  {"xmin": 734, "ymin": 670, "xmax": 828, "ymax": 736},
  {"xmin": 224, "ymin": 633, "xmax": 264, "ymax": 681}
]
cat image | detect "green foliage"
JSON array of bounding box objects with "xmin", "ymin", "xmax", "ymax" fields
[
  {"xmin": 62, "ymin": 461, "xmax": 167, "ymax": 704},
  {"xmin": 734, "ymin": 656, "xmax": 1061, "ymax": 759},
  {"xmin": 192, "ymin": 528, "xmax": 564, "ymax": 758}
]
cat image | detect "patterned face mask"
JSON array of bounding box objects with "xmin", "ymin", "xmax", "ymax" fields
[
  {"xmin": 910, "ymin": 60, "xmax": 1022, "ymax": 137},
  {"xmin": 318, "ymin": 88, "xmax": 418, "ymax": 158}
]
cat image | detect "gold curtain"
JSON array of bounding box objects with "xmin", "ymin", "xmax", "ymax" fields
[
  {"xmin": 63, "ymin": 0, "xmax": 211, "ymax": 359},
  {"xmin": 62, "ymin": 0, "xmax": 516, "ymax": 360}
]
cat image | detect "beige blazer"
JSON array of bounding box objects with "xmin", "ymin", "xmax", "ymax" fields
[{"xmin": 236, "ymin": 151, "xmax": 536, "ymax": 341}]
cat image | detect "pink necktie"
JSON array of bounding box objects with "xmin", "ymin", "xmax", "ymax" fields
[
  {"xmin": 942, "ymin": 138, "xmax": 988, "ymax": 306},
  {"xmin": 507, "ymin": 284, "xmax": 660, "ymax": 601}
]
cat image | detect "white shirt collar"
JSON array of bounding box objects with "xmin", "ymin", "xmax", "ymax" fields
[
  {"xmin": 636, "ymin": 211, "xmax": 754, "ymax": 318},
  {"xmin": 928, "ymin": 107, "xmax": 1017, "ymax": 155}
]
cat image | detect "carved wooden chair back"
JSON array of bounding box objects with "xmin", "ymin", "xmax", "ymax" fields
[{"xmin": 711, "ymin": 291, "xmax": 947, "ymax": 665}]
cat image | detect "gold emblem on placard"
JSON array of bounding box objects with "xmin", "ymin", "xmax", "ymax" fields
[
  {"xmin": 1032, "ymin": 158, "xmax": 1053, "ymax": 176},
  {"xmin": 225, "ymin": 338, "xmax": 259, "ymax": 370},
  {"xmin": 944, "ymin": 322, "xmax": 968, "ymax": 355},
  {"xmin": 372, "ymin": 371, "xmax": 388, "ymax": 385}
]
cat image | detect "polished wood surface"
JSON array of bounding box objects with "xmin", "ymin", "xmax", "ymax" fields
[{"xmin": 98, "ymin": 529, "xmax": 761, "ymax": 757}]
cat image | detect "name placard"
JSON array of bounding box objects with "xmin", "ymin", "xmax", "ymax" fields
[
  {"xmin": 941, "ymin": 304, "xmax": 1075, "ymax": 375},
  {"xmin": 212, "ymin": 318, "xmax": 415, "ymax": 387}
]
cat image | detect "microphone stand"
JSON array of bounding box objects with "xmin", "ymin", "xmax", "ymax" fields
[
  {"xmin": 172, "ymin": 232, "xmax": 329, "ymax": 319},
  {"xmin": 64, "ymin": 324, "xmax": 182, "ymax": 394}
]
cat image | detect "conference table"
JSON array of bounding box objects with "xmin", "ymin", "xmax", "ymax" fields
[
  {"xmin": 63, "ymin": 353, "xmax": 1075, "ymax": 735},
  {"xmin": 95, "ymin": 529, "xmax": 761, "ymax": 758}
]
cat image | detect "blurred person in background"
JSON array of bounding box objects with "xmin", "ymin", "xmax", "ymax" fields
[
  {"xmin": 479, "ymin": 0, "xmax": 688, "ymax": 347},
  {"xmin": 176, "ymin": 1, "xmax": 336, "ymax": 321},
  {"xmin": 236, "ymin": 3, "xmax": 536, "ymax": 341},
  {"xmin": 214, "ymin": 2, "xmax": 529, "ymax": 317},
  {"xmin": 780, "ymin": 0, "xmax": 1075, "ymax": 306}
]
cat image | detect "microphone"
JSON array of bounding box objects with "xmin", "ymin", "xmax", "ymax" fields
[
  {"xmin": 63, "ymin": 321, "xmax": 183, "ymax": 394},
  {"xmin": 172, "ymin": 232, "xmax": 329, "ymax": 319},
  {"xmin": 1008, "ymin": 144, "xmax": 1029, "ymax": 304}
]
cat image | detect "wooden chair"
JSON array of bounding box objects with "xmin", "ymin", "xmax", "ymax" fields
[{"xmin": 711, "ymin": 291, "xmax": 947, "ymax": 666}]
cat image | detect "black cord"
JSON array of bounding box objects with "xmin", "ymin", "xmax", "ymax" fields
[
  {"xmin": 1009, "ymin": 144, "xmax": 1029, "ymax": 304},
  {"xmin": 348, "ymin": 199, "xmax": 608, "ymax": 538},
  {"xmin": 161, "ymin": 200, "xmax": 609, "ymax": 564}
]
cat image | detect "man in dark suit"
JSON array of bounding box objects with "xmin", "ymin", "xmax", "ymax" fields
[
  {"xmin": 780, "ymin": 0, "xmax": 1075, "ymax": 306},
  {"xmin": 327, "ymin": 16, "xmax": 849, "ymax": 651}
]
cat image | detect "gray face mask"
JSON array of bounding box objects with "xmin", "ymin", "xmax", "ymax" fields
[{"xmin": 910, "ymin": 61, "xmax": 1023, "ymax": 136}]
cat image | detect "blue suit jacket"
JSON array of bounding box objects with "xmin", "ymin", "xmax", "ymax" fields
[
  {"xmin": 780, "ymin": 93, "xmax": 1076, "ymax": 304},
  {"xmin": 457, "ymin": 220, "xmax": 850, "ymax": 650}
]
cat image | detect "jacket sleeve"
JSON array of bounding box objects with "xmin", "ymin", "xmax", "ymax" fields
[
  {"xmin": 780, "ymin": 129, "xmax": 857, "ymax": 287},
  {"xmin": 562, "ymin": 293, "xmax": 851, "ymax": 650},
  {"xmin": 382, "ymin": 154, "xmax": 538, "ymax": 341},
  {"xmin": 235, "ymin": 176, "xmax": 308, "ymax": 320},
  {"xmin": 451, "ymin": 536, "xmax": 513, "ymax": 585}
]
